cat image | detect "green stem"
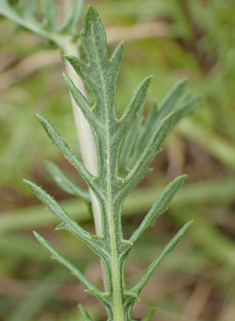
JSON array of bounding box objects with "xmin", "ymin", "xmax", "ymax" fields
[
  {"xmin": 109, "ymin": 205, "xmax": 124, "ymax": 321},
  {"xmin": 177, "ymin": 119, "xmax": 235, "ymax": 172},
  {"xmin": 107, "ymin": 142, "xmax": 124, "ymax": 321}
]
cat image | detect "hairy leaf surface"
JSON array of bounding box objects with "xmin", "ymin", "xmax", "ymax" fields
[{"xmin": 24, "ymin": 5, "xmax": 193, "ymax": 321}]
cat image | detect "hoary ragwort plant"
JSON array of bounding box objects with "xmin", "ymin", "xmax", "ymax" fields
[{"xmin": 1, "ymin": 1, "xmax": 197, "ymax": 320}]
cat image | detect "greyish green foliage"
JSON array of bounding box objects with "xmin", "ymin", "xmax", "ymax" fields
[
  {"xmin": 0, "ymin": 0, "xmax": 83, "ymax": 47},
  {"xmin": 20, "ymin": 4, "xmax": 195, "ymax": 321}
]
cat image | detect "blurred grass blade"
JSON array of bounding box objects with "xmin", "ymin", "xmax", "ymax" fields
[
  {"xmin": 2, "ymin": 177, "xmax": 235, "ymax": 234},
  {"xmin": 172, "ymin": 207, "xmax": 235, "ymax": 269},
  {"xmin": 7, "ymin": 268, "xmax": 67, "ymax": 321},
  {"xmin": 177, "ymin": 119, "xmax": 235, "ymax": 172}
]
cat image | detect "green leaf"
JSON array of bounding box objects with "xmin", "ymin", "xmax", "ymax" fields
[
  {"xmin": 78, "ymin": 304, "xmax": 92, "ymax": 321},
  {"xmin": 24, "ymin": 180, "xmax": 87, "ymax": 239},
  {"xmin": 0, "ymin": 0, "xmax": 58, "ymax": 44},
  {"xmin": 40, "ymin": 0, "xmax": 56, "ymax": 30},
  {"xmin": 130, "ymin": 221, "xmax": 193, "ymax": 297},
  {"xmin": 130, "ymin": 175, "xmax": 187, "ymax": 244},
  {"xmin": 16, "ymin": 0, "xmax": 37, "ymax": 21},
  {"xmin": 44, "ymin": 160, "xmax": 90, "ymax": 202},
  {"xmin": 118, "ymin": 76, "xmax": 152, "ymax": 128},
  {"xmin": 24, "ymin": 180, "xmax": 106, "ymax": 259},
  {"xmin": 109, "ymin": 41, "xmax": 124, "ymax": 86},
  {"xmin": 141, "ymin": 307, "xmax": 158, "ymax": 321},
  {"xmin": 64, "ymin": 6, "xmax": 191, "ymax": 319},
  {"xmin": 129, "ymin": 112, "xmax": 173, "ymax": 176},
  {"xmin": 119, "ymin": 113, "xmax": 174, "ymax": 201},
  {"xmin": 0, "ymin": 0, "xmax": 84, "ymax": 46},
  {"xmin": 63, "ymin": 74, "xmax": 100, "ymax": 133},
  {"xmin": 35, "ymin": 114, "xmax": 103, "ymax": 202},
  {"xmin": 14, "ymin": 4, "xmax": 194, "ymax": 319},
  {"xmin": 158, "ymin": 79, "xmax": 188, "ymax": 117},
  {"xmin": 60, "ymin": 0, "xmax": 84, "ymax": 36},
  {"xmin": 173, "ymin": 94, "xmax": 198, "ymax": 125},
  {"xmin": 118, "ymin": 115, "xmax": 143, "ymax": 175},
  {"xmin": 130, "ymin": 79, "xmax": 196, "ymax": 167},
  {"xmin": 33, "ymin": 231, "xmax": 100, "ymax": 294}
]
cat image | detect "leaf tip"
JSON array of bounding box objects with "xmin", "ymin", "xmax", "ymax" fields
[
  {"xmin": 168, "ymin": 111, "xmax": 175, "ymax": 124},
  {"xmin": 145, "ymin": 75, "xmax": 153, "ymax": 85},
  {"xmin": 33, "ymin": 230, "xmax": 43, "ymax": 242},
  {"xmin": 34, "ymin": 113, "xmax": 42, "ymax": 122},
  {"xmin": 142, "ymin": 307, "xmax": 158, "ymax": 321},
  {"xmin": 23, "ymin": 178, "xmax": 33, "ymax": 188},
  {"xmin": 78, "ymin": 303, "xmax": 92, "ymax": 321},
  {"xmin": 63, "ymin": 55, "xmax": 74, "ymax": 63},
  {"xmin": 87, "ymin": 3, "xmax": 96, "ymax": 12},
  {"xmin": 117, "ymin": 40, "xmax": 125, "ymax": 52},
  {"xmin": 187, "ymin": 219, "xmax": 194, "ymax": 226},
  {"xmin": 176, "ymin": 174, "xmax": 187, "ymax": 183},
  {"xmin": 62, "ymin": 72, "xmax": 69, "ymax": 81},
  {"xmin": 55, "ymin": 222, "xmax": 66, "ymax": 231},
  {"xmin": 85, "ymin": 4, "xmax": 98, "ymax": 21},
  {"xmin": 63, "ymin": 73, "xmax": 73, "ymax": 87},
  {"xmin": 34, "ymin": 113, "xmax": 46, "ymax": 125},
  {"xmin": 179, "ymin": 78, "xmax": 188, "ymax": 86},
  {"xmin": 83, "ymin": 4, "xmax": 104, "ymax": 37},
  {"xmin": 181, "ymin": 220, "xmax": 194, "ymax": 234}
]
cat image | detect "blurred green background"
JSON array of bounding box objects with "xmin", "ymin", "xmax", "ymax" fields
[{"xmin": 1, "ymin": 0, "xmax": 235, "ymax": 320}]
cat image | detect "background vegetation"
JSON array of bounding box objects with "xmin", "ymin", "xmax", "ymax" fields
[{"xmin": 0, "ymin": 0, "xmax": 235, "ymax": 320}]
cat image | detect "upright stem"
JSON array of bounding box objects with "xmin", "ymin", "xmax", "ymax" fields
[{"xmin": 61, "ymin": 40, "xmax": 107, "ymax": 287}]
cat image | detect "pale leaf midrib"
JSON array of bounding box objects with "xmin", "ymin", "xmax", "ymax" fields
[{"xmin": 91, "ymin": 25, "xmax": 124, "ymax": 321}]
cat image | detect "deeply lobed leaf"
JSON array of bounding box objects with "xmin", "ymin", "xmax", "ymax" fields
[{"xmin": 22, "ymin": 4, "xmax": 194, "ymax": 321}]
